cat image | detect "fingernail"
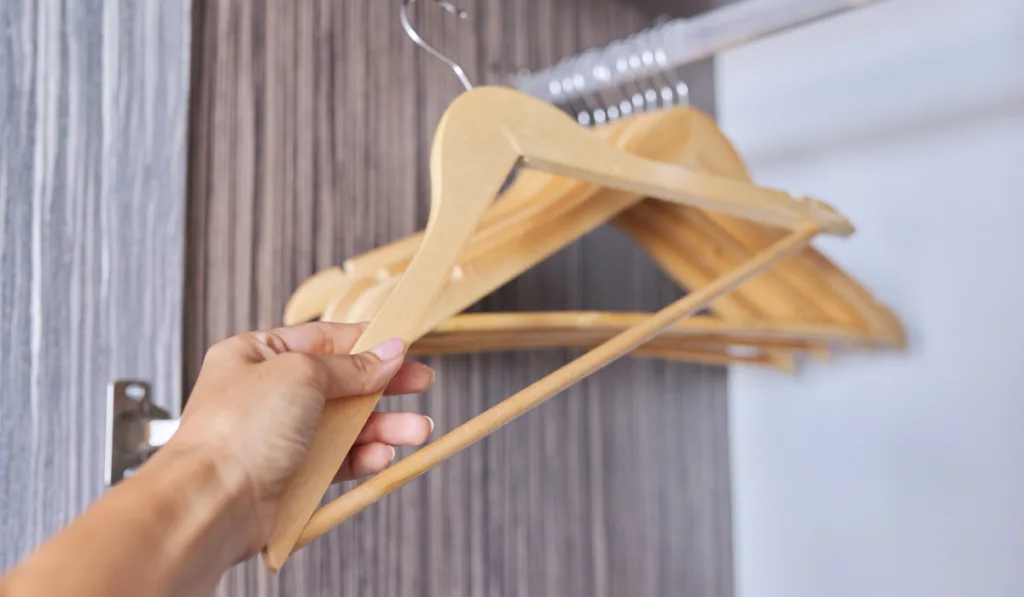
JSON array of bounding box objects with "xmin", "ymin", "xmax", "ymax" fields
[
  {"xmin": 368, "ymin": 337, "xmax": 405, "ymax": 362},
  {"xmin": 387, "ymin": 446, "xmax": 397, "ymax": 462},
  {"xmin": 426, "ymin": 416, "xmax": 435, "ymax": 433}
]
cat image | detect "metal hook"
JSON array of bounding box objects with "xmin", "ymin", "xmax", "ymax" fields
[{"xmin": 400, "ymin": 0, "xmax": 473, "ymax": 91}]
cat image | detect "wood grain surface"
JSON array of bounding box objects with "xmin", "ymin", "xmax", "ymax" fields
[
  {"xmin": 0, "ymin": 0, "xmax": 190, "ymax": 569},
  {"xmin": 186, "ymin": 1, "xmax": 733, "ymax": 595}
]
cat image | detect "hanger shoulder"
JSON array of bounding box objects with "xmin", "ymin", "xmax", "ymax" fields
[
  {"xmin": 287, "ymin": 119, "xmax": 636, "ymax": 325},
  {"xmin": 656, "ymin": 107, "xmax": 904, "ymax": 344},
  {"xmin": 322, "ymin": 111, "xmax": 675, "ymax": 328},
  {"xmin": 283, "ymin": 267, "xmax": 347, "ymax": 325},
  {"xmin": 612, "ymin": 203, "xmax": 798, "ymax": 372},
  {"xmin": 403, "ymin": 111, "xmax": 691, "ymax": 339},
  {"xmin": 320, "ymin": 275, "xmax": 388, "ymax": 323},
  {"xmin": 611, "ymin": 206, "xmax": 760, "ymax": 318},
  {"xmin": 462, "ymin": 86, "xmax": 853, "ymax": 236}
]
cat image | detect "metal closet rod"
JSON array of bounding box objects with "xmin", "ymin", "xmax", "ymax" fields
[{"xmin": 513, "ymin": 0, "xmax": 883, "ymax": 105}]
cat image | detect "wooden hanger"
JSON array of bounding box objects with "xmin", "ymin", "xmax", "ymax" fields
[
  {"xmin": 319, "ymin": 117, "xmax": 649, "ymax": 325},
  {"xmin": 283, "ymin": 99, "xmax": 848, "ymax": 326},
  {"xmin": 282, "ymin": 118, "xmax": 639, "ymax": 326},
  {"xmin": 305, "ymin": 105, "xmax": 900, "ymax": 368},
  {"xmin": 613, "ymin": 124, "xmax": 904, "ymax": 347},
  {"xmin": 284, "ymin": 1, "xmax": 903, "ymax": 357},
  {"xmin": 323, "ymin": 107, "xmax": 700, "ymax": 330},
  {"xmin": 262, "ymin": 0, "xmax": 903, "ymax": 570},
  {"xmin": 404, "ymin": 311, "xmax": 880, "ymax": 367},
  {"xmin": 262, "ymin": 80, "xmax": 846, "ymax": 569},
  {"xmin": 290, "ymin": 226, "xmax": 818, "ymax": 556},
  {"xmin": 299, "ymin": 103, "xmax": 904, "ymax": 365}
]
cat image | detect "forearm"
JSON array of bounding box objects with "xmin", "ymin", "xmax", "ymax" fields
[{"xmin": 1, "ymin": 444, "xmax": 257, "ymax": 597}]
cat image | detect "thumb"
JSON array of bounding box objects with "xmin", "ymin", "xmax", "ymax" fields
[
  {"xmin": 203, "ymin": 322, "xmax": 368, "ymax": 369},
  {"xmin": 277, "ymin": 337, "xmax": 408, "ymax": 398}
]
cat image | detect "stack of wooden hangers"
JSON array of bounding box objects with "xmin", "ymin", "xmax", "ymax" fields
[
  {"xmin": 284, "ymin": 103, "xmax": 904, "ymax": 372},
  {"xmin": 260, "ymin": 81, "xmax": 906, "ymax": 571}
]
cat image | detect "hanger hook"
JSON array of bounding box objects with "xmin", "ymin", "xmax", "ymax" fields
[{"xmin": 400, "ymin": 0, "xmax": 473, "ymax": 91}]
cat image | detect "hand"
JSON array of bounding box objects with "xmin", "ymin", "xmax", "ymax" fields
[{"xmin": 166, "ymin": 322, "xmax": 434, "ymax": 557}]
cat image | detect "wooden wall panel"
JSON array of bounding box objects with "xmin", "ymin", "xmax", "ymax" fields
[
  {"xmin": 0, "ymin": 0, "xmax": 190, "ymax": 569},
  {"xmin": 187, "ymin": 1, "xmax": 732, "ymax": 595}
]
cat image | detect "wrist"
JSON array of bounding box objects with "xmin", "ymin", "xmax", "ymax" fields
[
  {"xmin": 2, "ymin": 440, "xmax": 263, "ymax": 597},
  {"xmin": 138, "ymin": 441, "xmax": 263, "ymax": 564}
]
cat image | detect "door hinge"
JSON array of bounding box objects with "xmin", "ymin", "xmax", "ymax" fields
[{"xmin": 105, "ymin": 380, "xmax": 180, "ymax": 485}]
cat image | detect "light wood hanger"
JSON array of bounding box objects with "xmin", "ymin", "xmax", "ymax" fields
[
  {"xmin": 320, "ymin": 118, "xmax": 650, "ymax": 325},
  {"xmin": 324, "ymin": 108, "xmax": 704, "ymax": 333},
  {"xmin": 282, "ymin": 119, "xmax": 640, "ymax": 326},
  {"xmin": 285, "ymin": 3, "xmax": 904, "ymax": 361},
  {"xmin": 283, "ymin": 98, "xmax": 847, "ymax": 326},
  {"xmin": 307, "ymin": 105, "xmax": 897, "ymax": 368},
  {"xmin": 264, "ymin": 1, "xmax": 898, "ymax": 570},
  {"xmin": 614, "ymin": 125, "xmax": 904, "ymax": 347},
  {"xmin": 288, "ymin": 103, "xmax": 901, "ymax": 369},
  {"xmin": 291, "ymin": 226, "xmax": 817, "ymax": 554},
  {"xmin": 403, "ymin": 311, "xmax": 881, "ymax": 368},
  {"xmin": 411, "ymin": 312, "xmax": 880, "ymax": 349},
  {"xmin": 264, "ymin": 89, "xmax": 846, "ymax": 576}
]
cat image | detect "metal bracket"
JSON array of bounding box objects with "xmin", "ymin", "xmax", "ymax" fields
[{"xmin": 105, "ymin": 380, "xmax": 180, "ymax": 485}]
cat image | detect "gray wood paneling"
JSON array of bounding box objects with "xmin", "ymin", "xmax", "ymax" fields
[
  {"xmin": 186, "ymin": 1, "xmax": 732, "ymax": 596},
  {"xmin": 0, "ymin": 0, "xmax": 190, "ymax": 569}
]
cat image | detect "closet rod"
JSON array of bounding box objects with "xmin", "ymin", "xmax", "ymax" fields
[{"xmin": 513, "ymin": 0, "xmax": 883, "ymax": 105}]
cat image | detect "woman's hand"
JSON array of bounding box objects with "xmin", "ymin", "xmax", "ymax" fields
[
  {"xmin": 2, "ymin": 321, "xmax": 434, "ymax": 597},
  {"xmin": 167, "ymin": 321, "xmax": 435, "ymax": 558}
]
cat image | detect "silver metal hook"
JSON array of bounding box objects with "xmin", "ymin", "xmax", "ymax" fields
[{"xmin": 400, "ymin": 0, "xmax": 473, "ymax": 91}]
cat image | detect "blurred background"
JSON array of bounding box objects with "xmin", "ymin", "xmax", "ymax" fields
[
  {"xmin": 2, "ymin": 0, "xmax": 1023, "ymax": 596},
  {"xmin": 719, "ymin": 3, "xmax": 1024, "ymax": 596}
]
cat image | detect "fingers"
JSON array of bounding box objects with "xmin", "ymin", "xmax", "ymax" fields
[
  {"xmin": 383, "ymin": 361, "xmax": 434, "ymax": 396},
  {"xmin": 356, "ymin": 412, "xmax": 433, "ymax": 446},
  {"xmin": 334, "ymin": 442, "xmax": 395, "ymax": 482},
  {"xmin": 334, "ymin": 413, "xmax": 434, "ymax": 482},
  {"xmin": 209, "ymin": 323, "xmax": 435, "ymax": 399}
]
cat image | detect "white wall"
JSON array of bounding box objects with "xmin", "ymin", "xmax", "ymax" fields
[{"xmin": 716, "ymin": 1, "xmax": 1024, "ymax": 596}]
